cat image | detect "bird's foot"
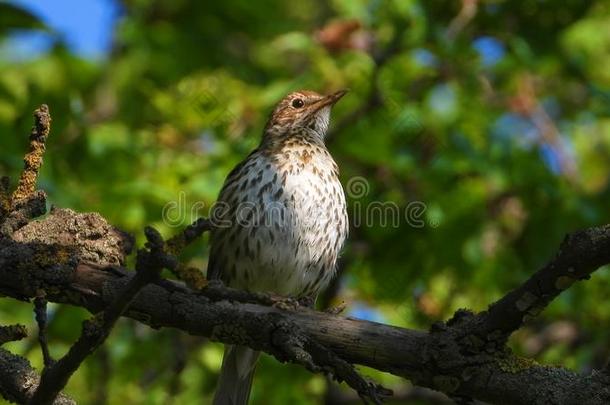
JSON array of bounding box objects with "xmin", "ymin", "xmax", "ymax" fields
[
  {"xmin": 272, "ymin": 296, "xmax": 300, "ymax": 311},
  {"xmin": 271, "ymin": 295, "xmax": 316, "ymax": 310},
  {"xmin": 297, "ymin": 296, "xmax": 316, "ymax": 309}
]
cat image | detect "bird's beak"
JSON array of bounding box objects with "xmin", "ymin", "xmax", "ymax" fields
[{"xmin": 312, "ymin": 89, "xmax": 348, "ymax": 111}]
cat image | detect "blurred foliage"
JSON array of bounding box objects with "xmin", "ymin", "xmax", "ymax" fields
[{"xmin": 1, "ymin": 0, "xmax": 610, "ymax": 404}]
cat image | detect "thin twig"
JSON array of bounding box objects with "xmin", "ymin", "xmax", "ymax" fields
[
  {"xmin": 12, "ymin": 104, "xmax": 52, "ymax": 204},
  {"xmin": 306, "ymin": 339, "xmax": 392, "ymax": 404},
  {"xmin": 164, "ymin": 217, "xmax": 212, "ymax": 290},
  {"xmin": 34, "ymin": 294, "xmax": 54, "ymax": 367},
  {"xmin": 479, "ymin": 224, "xmax": 610, "ymax": 342},
  {"xmin": 0, "ymin": 104, "xmax": 51, "ymax": 235},
  {"xmin": 272, "ymin": 324, "xmax": 392, "ymax": 404},
  {"xmin": 0, "ymin": 324, "xmax": 28, "ymax": 346},
  {"xmin": 165, "ymin": 217, "xmax": 212, "ymax": 254}
]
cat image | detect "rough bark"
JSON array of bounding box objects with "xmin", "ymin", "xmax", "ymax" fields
[
  {"xmin": 0, "ymin": 207, "xmax": 609, "ymax": 404},
  {"xmin": 0, "ymin": 349, "xmax": 75, "ymax": 405}
]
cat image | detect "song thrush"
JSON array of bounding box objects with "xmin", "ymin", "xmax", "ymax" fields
[{"xmin": 209, "ymin": 89, "xmax": 348, "ymax": 404}]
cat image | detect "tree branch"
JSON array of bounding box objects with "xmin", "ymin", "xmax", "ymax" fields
[
  {"xmin": 0, "ymin": 325, "xmax": 28, "ymax": 346},
  {"xmin": 0, "ymin": 208, "xmax": 609, "ymax": 404},
  {"xmin": 33, "ymin": 295, "xmax": 54, "ymax": 368},
  {"xmin": 0, "ymin": 349, "xmax": 76, "ymax": 405},
  {"xmin": 0, "ymin": 104, "xmax": 50, "ymax": 236},
  {"xmin": 164, "ymin": 217, "xmax": 212, "ymax": 290},
  {"xmin": 479, "ymin": 224, "xmax": 610, "ymax": 342},
  {"xmin": 29, "ymin": 227, "xmax": 167, "ymax": 405},
  {"xmin": 0, "ymin": 325, "xmax": 74, "ymax": 405},
  {"xmin": 11, "ymin": 104, "xmax": 51, "ymax": 204}
]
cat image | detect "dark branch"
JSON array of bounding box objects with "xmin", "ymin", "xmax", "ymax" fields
[
  {"xmin": 479, "ymin": 224, "xmax": 610, "ymax": 342},
  {"xmin": 0, "ymin": 325, "xmax": 28, "ymax": 346},
  {"xmin": 0, "ymin": 325, "xmax": 74, "ymax": 405},
  {"xmin": 29, "ymin": 227, "xmax": 166, "ymax": 405},
  {"xmin": 165, "ymin": 217, "xmax": 212, "ymax": 253},
  {"xmin": 271, "ymin": 320, "xmax": 391, "ymax": 404},
  {"xmin": 33, "ymin": 295, "xmax": 54, "ymax": 367},
  {"xmin": 1, "ymin": 207, "xmax": 609, "ymax": 404},
  {"xmin": 0, "ymin": 349, "xmax": 75, "ymax": 405},
  {"xmin": 164, "ymin": 217, "xmax": 212, "ymax": 290},
  {"xmin": 0, "ymin": 191, "xmax": 47, "ymax": 236}
]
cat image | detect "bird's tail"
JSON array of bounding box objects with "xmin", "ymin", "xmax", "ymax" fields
[{"xmin": 213, "ymin": 345, "xmax": 260, "ymax": 405}]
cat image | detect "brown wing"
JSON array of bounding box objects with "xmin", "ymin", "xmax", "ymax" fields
[{"xmin": 206, "ymin": 149, "xmax": 258, "ymax": 282}]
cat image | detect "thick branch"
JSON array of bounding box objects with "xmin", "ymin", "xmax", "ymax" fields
[{"xmin": 0, "ymin": 211, "xmax": 609, "ymax": 404}]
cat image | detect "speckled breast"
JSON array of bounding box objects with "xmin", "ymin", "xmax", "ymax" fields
[{"xmin": 208, "ymin": 140, "xmax": 348, "ymax": 298}]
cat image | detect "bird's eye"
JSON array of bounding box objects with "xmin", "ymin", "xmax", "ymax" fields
[{"xmin": 291, "ymin": 98, "xmax": 305, "ymax": 108}]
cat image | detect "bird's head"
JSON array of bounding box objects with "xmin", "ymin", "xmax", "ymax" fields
[{"xmin": 263, "ymin": 89, "xmax": 347, "ymax": 140}]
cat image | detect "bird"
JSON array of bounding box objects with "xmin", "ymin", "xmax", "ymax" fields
[{"xmin": 208, "ymin": 89, "xmax": 349, "ymax": 405}]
